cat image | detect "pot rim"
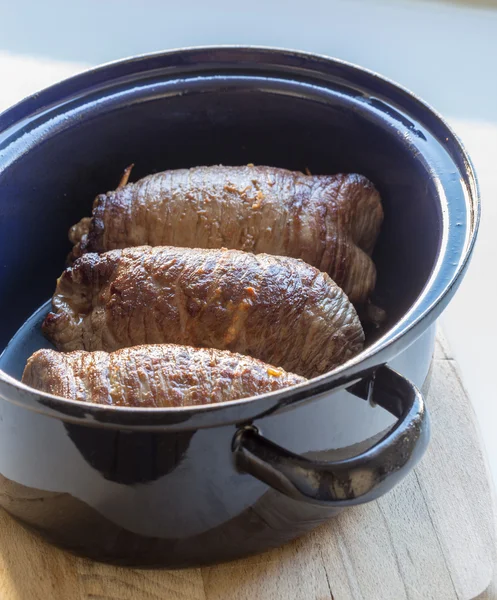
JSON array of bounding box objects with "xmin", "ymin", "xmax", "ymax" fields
[{"xmin": 0, "ymin": 45, "xmax": 480, "ymax": 430}]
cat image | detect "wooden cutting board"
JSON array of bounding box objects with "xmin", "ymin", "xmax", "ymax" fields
[{"xmin": 0, "ymin": 332, "xmax": 495, "ymax": 600}]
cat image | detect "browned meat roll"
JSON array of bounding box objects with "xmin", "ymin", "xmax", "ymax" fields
[
  {"xmin": 22, "ymin": 345, "xmax": 305, "ymax": 407},
  {"xmin": 43, "ymin": 246, "xmax": 364, "ymax": 377},
  {"xmin": 69, "ymin": 165, "xmax": 383, "ymax": 305}
]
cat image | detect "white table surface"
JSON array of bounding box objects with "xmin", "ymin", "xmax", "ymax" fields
[{"xmin": 1, "ymin": 0, "xmax": 496, "ymax": 489}]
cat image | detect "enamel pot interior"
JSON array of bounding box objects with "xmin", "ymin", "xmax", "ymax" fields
[{"xmin": 0, "ymin": 47, "xmax": 478, "ymax": 428}]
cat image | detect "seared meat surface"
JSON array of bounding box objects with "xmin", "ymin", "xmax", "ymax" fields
[
  {"xmin": 43, "ymin": 246, "xmax": 364, "ymax": 377},
  {"xmin": 69, "ymin": 165, "xmax": 383, "ymax": 305},
  {"xmin": 22, "ymin": 345, "xmax": 305, "ymax": 407}
]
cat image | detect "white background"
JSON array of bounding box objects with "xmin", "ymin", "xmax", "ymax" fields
[{"xmin": 1, "ymin": 0, "xmax": 496, "ymax": 483}]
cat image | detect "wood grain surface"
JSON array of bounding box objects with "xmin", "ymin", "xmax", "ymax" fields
[{"xmin": 0, "ymin": 333, "xmax": 494, "ymax": 600}]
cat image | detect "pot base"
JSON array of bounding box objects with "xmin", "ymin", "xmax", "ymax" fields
[{"xmin": 1, "ymin": 471, "xmax": 342, "ymax": 568}]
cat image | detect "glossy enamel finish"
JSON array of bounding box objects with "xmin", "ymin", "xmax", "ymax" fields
[
  {"xmin": 234, "ymin": 366, "xmax": 429, "ymax": 506},
  {"xmin": 0, "ymin": 47, "xmax": 478, "ymax": 566},
  {"xmin": 0, "ymin": 329, "xmax": 434, "ymax": 567},
  {"xmin": 0, "ymin": 47, "xmax": 478, "ymax": 430}
]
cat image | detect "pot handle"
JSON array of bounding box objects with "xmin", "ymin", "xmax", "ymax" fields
[{"xmin": 232, "ymin": 366, "xmax": 429, "ymax": 506}]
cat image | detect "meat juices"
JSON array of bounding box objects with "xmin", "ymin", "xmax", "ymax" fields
[
  {"xmin": 69, "ymin": 165, "xmax": 383, "ymax": 305},
  {"xmin": 22, "ymin": 345, "xmax": 306, "ymax": 407},
  {"xmin": 43, "ymin": 246, "xmax": 364, "ymax": 378}
]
